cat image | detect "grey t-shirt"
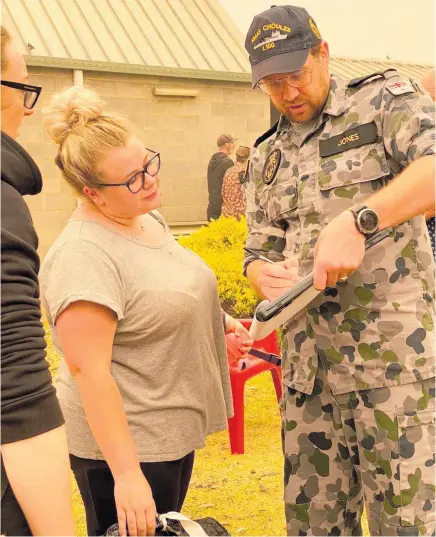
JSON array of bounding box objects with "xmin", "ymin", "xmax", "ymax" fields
[
  {"xmin": 40, "ymin": 212, "xmax": 233, "ymax": 462},
  {"xmin": 291, "ymin": 118, "xmax": 319, "ymax": 140}
]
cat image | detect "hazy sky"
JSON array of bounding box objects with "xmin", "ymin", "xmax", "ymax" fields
[{"xmin": 219, "ymin": 0, "xmax": 435, "ymax": 64}]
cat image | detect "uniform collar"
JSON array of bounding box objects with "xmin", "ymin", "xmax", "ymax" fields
[{"xmin": 277, "ymin": 114, "xmax": 291, "ymax": 133}]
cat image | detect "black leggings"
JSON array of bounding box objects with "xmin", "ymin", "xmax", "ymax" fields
[
  {"xmin": 1, "ymin": 483, "xmax": 32, "ymax": 536},
  {"xmin": 70, "ymin": 452, "xmax": 195, "ymax": 536}
]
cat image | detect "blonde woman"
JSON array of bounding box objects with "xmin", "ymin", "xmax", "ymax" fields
[{"xmin": 41, "ymin": 87, "xmax": 251, "ymax": 537}]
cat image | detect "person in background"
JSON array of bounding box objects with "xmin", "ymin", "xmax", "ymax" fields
[
  {"xmin": 41, "ymin": 86, "xmax": 250, "ymax": 537},
  {"xmin": 243, "ymin": 5, "xmax": 435, "ymax": 536},
  {"xmin": 207, "ymin": 134, "xmax": 235, "ymax": 221},
  {"xmin": 221, "ymin": 146, "xmax": 250, "ymax": 220},
  {"xmin": 421, "ymin": 67, "xmax": 435, "ymax": 257},
  {"xmin": 0, "ymin": 25, "xmax": 75, "ymax": 536}
]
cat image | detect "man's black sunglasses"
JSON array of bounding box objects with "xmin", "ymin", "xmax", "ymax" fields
[
  {"xmin": 95, "ymin": 150, "xmax": 161, "ymax": 194},
  {"xmin": 1, "ymin": 80, "xmax": 42, "ymax": 109}
]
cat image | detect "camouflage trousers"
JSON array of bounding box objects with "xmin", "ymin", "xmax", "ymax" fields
[{"xmin": 281, "ymin": 365, "xmax": 435, "ymax": 536}]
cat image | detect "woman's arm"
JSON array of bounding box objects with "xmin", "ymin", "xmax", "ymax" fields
[
  {"xmin": 56, "ymin": 300, "xmax": 156, "ymax": 537},
  {"xmin": 2, "ymin": 426, "xmax": 75, "ymax": 536}
]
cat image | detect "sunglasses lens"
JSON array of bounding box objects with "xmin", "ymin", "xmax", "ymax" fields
[{"xmin": 24, "ymin": 91, "xmax": 37, "ymax": 109}]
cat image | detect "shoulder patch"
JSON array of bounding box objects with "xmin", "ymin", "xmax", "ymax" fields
[
  {"xmin": 347, "ymin": 68, "xmax": 397, "ymax": 88},
  {"xmin": 385, "ymin": 77, "xmax": 416, "ymax": 96}
]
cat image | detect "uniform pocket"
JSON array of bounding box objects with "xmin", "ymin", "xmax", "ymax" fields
[
  {"xmin": 396, "ymin": 408, "xmax": 435, "ymax": 526},
  {"xmin": 316, "ymin": 143, "xmax": 391, "ymax": 223},
  {"xmin": 262, "ymin": 182, "xmax": 299, "ymax": 224}
]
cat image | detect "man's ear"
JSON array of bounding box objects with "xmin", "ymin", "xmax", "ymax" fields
[{"xmin": 320, "ymin": 40, "xmax": 330, "ymax": 61}]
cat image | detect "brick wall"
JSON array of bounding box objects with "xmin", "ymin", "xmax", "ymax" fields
[{"xmin": 21, "ymin": 67, "xmax": 270, "ymax": 257}]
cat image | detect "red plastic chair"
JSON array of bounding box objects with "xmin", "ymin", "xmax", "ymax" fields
[{"xmin": 227, "ymin": 319, "xmax": 282, "ymax": 454}]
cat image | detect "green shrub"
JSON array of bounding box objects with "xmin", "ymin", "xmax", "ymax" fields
[{"xmin": 178, "ymin": 216, "xmax": 260, "ymax": 318}]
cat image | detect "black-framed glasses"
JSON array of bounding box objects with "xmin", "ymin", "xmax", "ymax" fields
[
  {"xmin": 96, "ymin": 149, "xmax": 161, "ymax": 194},
  {"xmin": 1, "ymin": 80, "xmax": 42, "ymax": 109},
  {"xmin": 257, "ymin": 69, "xmax": 312, "ymax": 96}
]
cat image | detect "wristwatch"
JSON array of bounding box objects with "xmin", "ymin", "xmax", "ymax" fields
[{"xmin": 349, "ymin": 204, "xmax": 379, "ymax": 236}]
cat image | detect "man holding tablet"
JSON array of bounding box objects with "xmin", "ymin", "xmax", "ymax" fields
[{"xmin": 243, "ymin": 5, "xmax": 435, "ymax": 536}]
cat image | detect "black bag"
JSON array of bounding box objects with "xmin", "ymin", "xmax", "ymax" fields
[{"xmin": 104, "ymin": 512, "xmax": 230, "ymax": 536}]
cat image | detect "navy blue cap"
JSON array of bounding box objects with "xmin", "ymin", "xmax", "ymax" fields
[{"xmin": 245, "ymin": 5, "xmax": 322, "ymax": 88}]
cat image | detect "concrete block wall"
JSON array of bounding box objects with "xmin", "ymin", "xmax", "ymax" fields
[{"xmin": 20, "ymin": 67, "xmax": 270, "ymax": 257}]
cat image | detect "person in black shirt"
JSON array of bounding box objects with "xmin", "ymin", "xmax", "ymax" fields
[
  {"xmin": 1, "ymin": 25, "xmax": 75, "ymax": 536},
  {"xmin": 206, "ymin": 134, "xmax": 235, "ymax": 221}
]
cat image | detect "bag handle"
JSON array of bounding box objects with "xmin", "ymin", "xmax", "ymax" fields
[{"xmin": 159, "ymin": 512, "xmax": 208, "ymax": 537}]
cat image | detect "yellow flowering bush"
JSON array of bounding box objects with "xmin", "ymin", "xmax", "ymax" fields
[{"xmin": 178, "ymin": 217, "xmax": 260, "ymax": 318}]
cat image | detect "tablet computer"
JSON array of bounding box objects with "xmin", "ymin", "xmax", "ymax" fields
[{"xmin": 249, "ymin": 228, "xmax": 391, "ymax": 341}]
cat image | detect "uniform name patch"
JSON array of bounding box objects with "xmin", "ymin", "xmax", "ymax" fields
[
  {"xmin": 262, "ymin": 149, "xmax": 281, "ymax": 184},
  {"xmin": 319, "ymin": 122, "xmax": 378, "ymax": 158}
]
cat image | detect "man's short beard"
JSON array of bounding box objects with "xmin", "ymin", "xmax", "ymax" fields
[
  {"xmin": 288, "ymin": 80, "xmax": 330, "ymax": 124},
  {"xmin": 290, "ymin": 101, "xmax": 325, "ymax": 123}
]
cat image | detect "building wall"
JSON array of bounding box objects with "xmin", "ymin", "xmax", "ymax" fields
[{"xmin": 21, "ymin": 67, "xmax": 270, "ymax": 258}]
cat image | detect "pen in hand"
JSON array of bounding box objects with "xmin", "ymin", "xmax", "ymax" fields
[{"xmin": 244, "ymin": 247, "xmax": 275, "ymax": 265}]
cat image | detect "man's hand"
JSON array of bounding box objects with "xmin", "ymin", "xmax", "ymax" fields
[
  {"xmin": 257, "ymin": 258, "xmax": 299, "ymax": 300},
  {"xmin": 313, "ymin": 210, "xmax": 365, "ymax": 290},
  {"xmin": 425, "ymin": 207, "xmax": 435, "ymax": 220}
]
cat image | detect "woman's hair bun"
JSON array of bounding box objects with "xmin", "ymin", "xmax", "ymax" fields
[{"xmin": 44, "ymin": 86, "xmax": 106, "ymax": 145}]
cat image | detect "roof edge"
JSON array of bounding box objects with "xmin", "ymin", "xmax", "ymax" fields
[
  {"xmin": 25, "ymin": 54, "xmax": 432, "ymax": 82},
  {"xmin": 331, "ymin": 55, "xmax": 433, "ymax": 68},
  {"xmin": 24, "ymin": 55, "xmax": 252, "ymax": 83}
]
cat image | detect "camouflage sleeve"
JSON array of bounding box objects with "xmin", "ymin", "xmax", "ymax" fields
[
  {"xmin": 243, "ymin": 153, "xmax": 286, "ymax": 276},
  {"xmin": 381, "ymin": 83, "xmax": 435, "ymax": 167}
]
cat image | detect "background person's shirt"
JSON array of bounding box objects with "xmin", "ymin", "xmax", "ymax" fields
[
  {"xmin": 207, "ymin": 152, "xmax": 234, "ymax": 221},
  {"xmin": 221, "ymin": 161, "xmax": 247, "ymax": 218},
  {"xmin": 40, "ymin": 211, "xmax": 233, "ymax": 462}
]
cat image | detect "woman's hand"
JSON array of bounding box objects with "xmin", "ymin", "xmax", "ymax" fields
[
  {"xmin": 224, "ymin": 314, "xmax": 253, "ymax": 364},
  {"xmin": 114, "ymin": 468, "xmax": 156, "ymax": 536}
]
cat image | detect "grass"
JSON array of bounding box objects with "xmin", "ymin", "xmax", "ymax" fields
[{"xmin": 45, "ymin": 326, "xmax": 368, "ymax": 536}]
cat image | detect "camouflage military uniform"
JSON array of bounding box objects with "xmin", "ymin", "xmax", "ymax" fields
[{"xmin": 244, "ymin": 71, "xmax": 436, "ymax": 535}]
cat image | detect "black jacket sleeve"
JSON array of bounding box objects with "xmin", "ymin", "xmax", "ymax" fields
[
  {"xmin": 216, "ymin": 157, "xmax": 235, "ymax": 214},
  {"xmin": 1, "ymin": 182, "xmax": 64, "ymax": 444}
]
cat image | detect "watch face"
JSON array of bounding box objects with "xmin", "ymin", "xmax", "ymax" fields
[{"xmin": 358, "ymin": 209, "xmax": 379, "ymax": 234}]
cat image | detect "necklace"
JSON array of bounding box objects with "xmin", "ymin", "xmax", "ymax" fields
[{"xmin": 131, "ymin": 224, "xmax": 145, "ymax": 241}]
